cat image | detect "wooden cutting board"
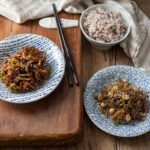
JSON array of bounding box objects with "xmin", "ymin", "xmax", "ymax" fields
[{"xmin": 0, "ymin": 13, "xmax": 82, "ymax": 146}]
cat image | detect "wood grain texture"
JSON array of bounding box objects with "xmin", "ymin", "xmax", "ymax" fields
[
  {"xmin": 0, "ymin": 13, "xmax": 82, "ymax": 146},
  {"xmin": 0, "ymin": 0, "xmax": 150, "ymax": 149}
]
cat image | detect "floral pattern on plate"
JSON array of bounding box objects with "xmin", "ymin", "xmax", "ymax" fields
[{"xmin": 84, "ymin": 65, "xmax": 150, "ymax": 137}]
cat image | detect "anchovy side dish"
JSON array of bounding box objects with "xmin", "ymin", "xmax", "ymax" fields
[
  {"xmin": 97, "ymin": 80, "xmax": 149, "ymax": 125},
  {"xmin": 0, "ymin": 46, "xmax": 50, "ymax": 93}
]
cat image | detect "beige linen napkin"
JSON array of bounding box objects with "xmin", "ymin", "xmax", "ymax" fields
[
  {"xmin": 0, "ymin": 0, "xmax": 77, "ymax": 24},
  {"xmin": 65, "ymin": 0, "xmax": 150, "ymax": 73},
  {"xmin": 0, "ymin": 0, "xmax": 150, "ymax": 73}
]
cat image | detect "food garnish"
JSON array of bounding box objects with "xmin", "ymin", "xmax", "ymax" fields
[
  {"xmin": 97, "ymin": 80, "xmax": 149, "ymax": 125},
  {"xmin": 0, "ymin": 46, "xmax": 50, "ymax": 92}
]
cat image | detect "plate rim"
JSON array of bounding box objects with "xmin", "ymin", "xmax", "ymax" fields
[
  {"xmin": 84, "ymin": 65, "xmax": 150, "ymax": 137},
  {"xmin": 0, "ymin": 33, "xmax": 66, "ymax": 104}
]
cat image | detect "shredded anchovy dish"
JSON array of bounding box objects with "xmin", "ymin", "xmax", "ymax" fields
[
  {"xmin": 0, "ymin": 46, "xmax": 50, "ymax": 93},
  {"xmin": 97, "ymin": 80, "xmax": 149, "ymax": 125}
]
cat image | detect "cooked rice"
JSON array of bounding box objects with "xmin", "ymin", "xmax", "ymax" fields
[{"xmin": 83, "ymin": 8, "xmax": 128, "ymax": 43}]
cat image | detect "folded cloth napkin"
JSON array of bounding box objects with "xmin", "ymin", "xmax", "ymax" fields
[{"xmin": 0, "ymin": 0, "xmax": 150, "ymax": 73}]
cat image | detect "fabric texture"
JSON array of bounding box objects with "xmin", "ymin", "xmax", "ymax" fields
[{"xmin": 0, "ymin": 0, "xmax": 150, "ymax": 72}]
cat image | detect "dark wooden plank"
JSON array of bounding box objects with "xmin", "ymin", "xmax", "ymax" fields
[{"xmin": 115, "ymin": 1, "xmax": 150, "ymax": 150}]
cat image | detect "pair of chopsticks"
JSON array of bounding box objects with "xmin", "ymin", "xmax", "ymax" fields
[{"xmin": 52, "ymin": 3, "xmax": 79, "ymax": 86}]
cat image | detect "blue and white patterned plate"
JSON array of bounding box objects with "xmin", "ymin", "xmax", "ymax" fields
[
  {"xmin": 84, "ymin": 65, "xmax": 150, "ymax": 137},
  {"xmin": 0, "ymin": 34, "xmax": 65, "ymax": 104}
]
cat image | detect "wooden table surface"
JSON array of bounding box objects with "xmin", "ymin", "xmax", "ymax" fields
[{"xmin": 1, "ymin": 0, "xmax": 150, "ymax": 149}]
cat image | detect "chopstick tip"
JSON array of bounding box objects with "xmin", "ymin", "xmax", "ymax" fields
[{"xmin": 52, "ymin": 3, "xmax": 56, "ymax": 8}]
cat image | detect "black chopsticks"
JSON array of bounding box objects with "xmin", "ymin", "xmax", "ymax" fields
[{"xmin": 52, "ymin": 3, "xmax": 79, "ymax": 86}]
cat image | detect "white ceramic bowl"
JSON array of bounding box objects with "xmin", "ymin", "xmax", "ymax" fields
[{"xmin": 80, "ymin": 4, "xmax": 131, "ymax": 50}]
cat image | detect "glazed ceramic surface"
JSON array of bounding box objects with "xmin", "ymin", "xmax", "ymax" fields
[
  {"xmin": 0, "ymin": 34, "xmax": 65, "ymax": 104},
  {"xmin": 80, "ymin": 4, "xmax": 131, "ymax": 50},
  {"xmin": 84, "ymin": 65, "xmax": 150, "ymax": 137}
]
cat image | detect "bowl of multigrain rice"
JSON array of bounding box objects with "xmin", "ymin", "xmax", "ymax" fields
[{"xmin": 80, "ymin": 4, "xmax": 131, "ymax": 50}]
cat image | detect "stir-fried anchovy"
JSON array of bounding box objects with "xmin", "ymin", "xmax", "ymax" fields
[
  {"xmin": 97, "ymin": 80, "xmax": 149, "ymax": 125},
  {"xmin": 0, "ymin": 46, "xmax": 50, "ymax": 93}
]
